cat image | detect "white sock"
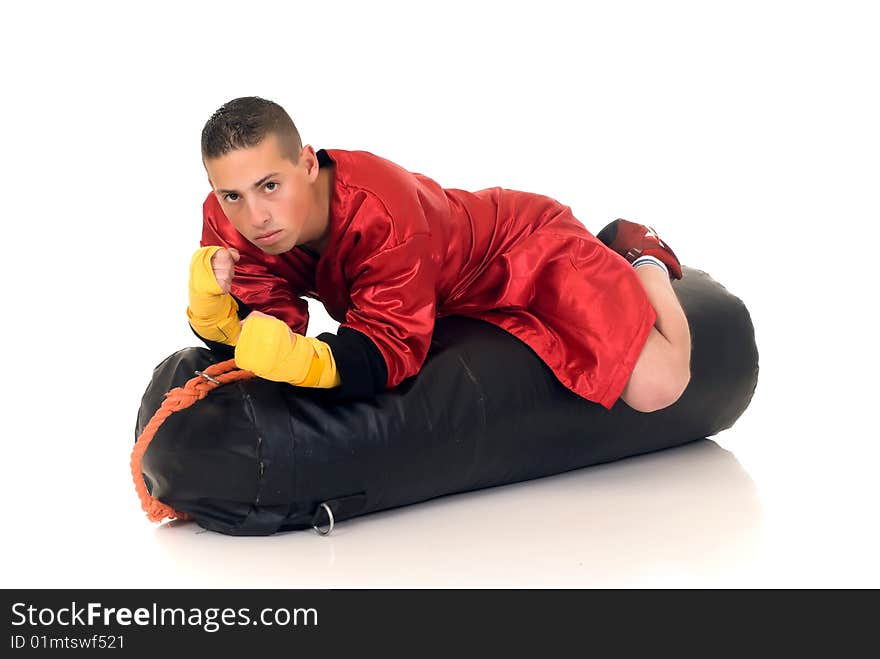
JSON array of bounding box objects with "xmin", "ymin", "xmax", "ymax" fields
[{"xmin": 632, "ymin": 254, "xmax": 669, "ymax": 277}]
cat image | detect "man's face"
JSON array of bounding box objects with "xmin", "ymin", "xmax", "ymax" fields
[{"xmin": 204, "ymin": 134, "xmax": 320, "ymax": 255}]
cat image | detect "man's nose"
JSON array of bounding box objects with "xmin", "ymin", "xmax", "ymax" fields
[{"xmin": 245, "ymin": 199, "xmax": 271, "ymax": 228}]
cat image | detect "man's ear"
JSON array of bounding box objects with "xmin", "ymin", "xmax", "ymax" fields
[{"xmin": 302, "ymin": 145, "xmax": 319, "ymax": 181}]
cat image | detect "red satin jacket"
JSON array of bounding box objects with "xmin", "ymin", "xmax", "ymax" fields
[{"xmin": 199, "ymin": 148, "xmax": 655, "ymax": 409}]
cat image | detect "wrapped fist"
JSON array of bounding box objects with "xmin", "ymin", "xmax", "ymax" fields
[
  {"xmin": 235, "ymin": 311, "xmax": 341, "ymax": 389},
  {"xmin": 186, "ymin": 246, "xmax": 242, "ymax": 345}
]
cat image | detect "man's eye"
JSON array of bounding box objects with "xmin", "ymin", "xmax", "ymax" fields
[
  {"xmin": 264, "ymin": 181, "xmax": 278, "ymax": 191},
  {"xmin": 224, "ymin": 193, "xmax": 239, "ymax": 202}
]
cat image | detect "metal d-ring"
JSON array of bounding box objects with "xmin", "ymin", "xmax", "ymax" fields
[
  {"xmin": 194, "ymin": 370, "xmax": 221, "ymax": 384},
  {"xmin": 312, "ymin": 502, "xmax": 335, "ymax": 536}
]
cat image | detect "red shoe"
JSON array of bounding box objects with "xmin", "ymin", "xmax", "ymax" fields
[{"xmin": 596, "ymin": 218, "xmax": 683, "ymax": 280}]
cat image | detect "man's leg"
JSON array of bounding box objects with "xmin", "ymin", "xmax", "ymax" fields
[
  {"xmin": 620, "ymin": 265, "xmax": 692, "ymax": 413},
  {"xmin": 596, "ymin": 217, "xmax": 692, "ymax": 412}
]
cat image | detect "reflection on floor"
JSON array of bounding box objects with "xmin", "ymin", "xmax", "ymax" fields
[{"xmin": 148, "ymin": 439, "xmax": 761, "ymax": 587}]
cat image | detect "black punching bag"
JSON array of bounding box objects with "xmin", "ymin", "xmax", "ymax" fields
[{"xmin": 135, "ymin": 266, "xmax": 758, "ymax": 535}]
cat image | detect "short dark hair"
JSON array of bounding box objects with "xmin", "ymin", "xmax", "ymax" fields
[{"xmin": 201, "ymin": 96, "xmax": 303, "ymax": 162}]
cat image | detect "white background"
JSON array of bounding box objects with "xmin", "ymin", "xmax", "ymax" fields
[{"xmin": 1, "ymin": 0, "xmax": 877, "ymax": 588}]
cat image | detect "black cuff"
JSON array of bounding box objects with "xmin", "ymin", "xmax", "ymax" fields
[
  {"xmin": 230, "ymin": 293, "xmax": 253, "ymax": 319},
  {"xmin": 189, "ymin": 323, "xmax": 235, "ymax": 360},
  {"xmin": 317, "ymin": 326, "xmax": 388, "ymax": 401}
]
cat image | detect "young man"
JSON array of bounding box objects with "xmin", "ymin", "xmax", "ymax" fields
[{"xmin": 188, "ymin": 97, "xmax": 691, "ymax": 413}]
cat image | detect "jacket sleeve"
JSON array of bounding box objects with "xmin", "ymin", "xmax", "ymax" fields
[{"xmin": 329, "ymin": 232, "xmax": 439, "ymax": 390}]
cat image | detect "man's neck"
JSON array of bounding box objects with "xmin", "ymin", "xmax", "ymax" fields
[{"xmin": 301, "ymin": 167, "xmax": 334, "ymax": 254}]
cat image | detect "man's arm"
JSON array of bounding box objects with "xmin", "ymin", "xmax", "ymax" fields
[
  {"xmin": 193, "ymin": 193, "xmax": 388, "ymax": 399},
  {"xmin": 186, "ymin": 244, "xmax": 386, "ymax": 398},
  {"xmin": 334, "ymin": 233, "xmax": 438, "ymax": 390},
  {"xmin": 232, "ymin": 310, "xmax": 388, "ymax": 398}
]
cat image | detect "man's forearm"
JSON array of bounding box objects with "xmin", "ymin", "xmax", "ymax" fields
[{"xmin": 187, "ymin": 296, "xmax": 242, "ymax": 345}]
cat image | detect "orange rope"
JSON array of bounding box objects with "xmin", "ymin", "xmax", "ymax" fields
[{"xmin": 130, "ymin": 358, "xmax": 257, "ymax": 524}]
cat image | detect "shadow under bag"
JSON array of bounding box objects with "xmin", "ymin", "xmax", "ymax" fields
[{"xmin": 134, "ymin": 265, "xmax": 759, "ymax": 536}]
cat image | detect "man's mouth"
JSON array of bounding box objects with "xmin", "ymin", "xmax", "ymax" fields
[{"xmin": 255, "ymin": 230, "xmax": 283, "ymax": 245}]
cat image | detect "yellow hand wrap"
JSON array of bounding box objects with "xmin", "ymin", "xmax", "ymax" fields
[
  {"xmin": 235, "ymin": 313, "xmax": 342, "ymax": 389},
  {"xmin": 186, "ymin": 246, "xmax": 242, "ymax": 345}
]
